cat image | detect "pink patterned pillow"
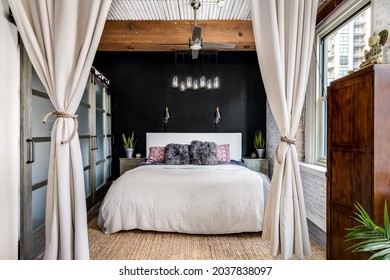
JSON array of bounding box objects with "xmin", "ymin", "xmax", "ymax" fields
[
  {"xmin": 147, "ymin": 146, "xmax": 165, "ymax": 163},
  {"xmin": 217, "ymin": 144, "xmax": 230, "ymax": 163}
]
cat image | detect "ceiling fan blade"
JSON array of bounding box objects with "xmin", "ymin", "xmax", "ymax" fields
[
  {"xmin": 202, "ymin": 42, "xmax": 235, "ymax": 49},
  {"xmin": 192, "ymin": 26, "xmax": 202, "ymax": 44},
  {"xmin": 191, "ymin": 49, "xmax": 199, "ymax": 60},
  {"xmin": 157, "ymin": 43, "xmax": 189, "ymax": 45}
]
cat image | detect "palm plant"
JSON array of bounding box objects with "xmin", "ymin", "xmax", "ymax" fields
[
  {"xmin": 344, "ymin": 201, "xmax": 390, "ymax": 260},
  {"xmin": 122, "ymin": 132, "xmax": 137, "ymax": 149},
  {"xmin": 253, "ymin": 130, "xmax": 265, "ymax": 149}
]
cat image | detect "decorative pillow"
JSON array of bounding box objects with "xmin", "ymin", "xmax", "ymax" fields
[
  {"xmin": 147, "ymin": 146, "xmax": 165, "ymax": 163},
  {"xmin": 189, "ymin": 140, "xmax": 217, "ymax": 165},
  {"xmin": 164, "ymin": 143, "xmax": 190, "ymax": 165},
  {"xmin": 217, "ymin": 144, "xmax": 231, "ymax": 163}
]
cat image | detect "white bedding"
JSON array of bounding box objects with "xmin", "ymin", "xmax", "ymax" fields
[{"xmin": 98, "ymin": 164, "xmax": 265, "ymax": 235}]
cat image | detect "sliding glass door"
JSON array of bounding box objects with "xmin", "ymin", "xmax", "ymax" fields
[{"xmin": 19, "ymin": 45, "xmax": 112, "ymax": 259}]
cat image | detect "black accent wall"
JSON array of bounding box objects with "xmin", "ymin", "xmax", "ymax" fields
[{"xmin": 93, "ymin": 51, "xmax": 266, "ymax": 178}]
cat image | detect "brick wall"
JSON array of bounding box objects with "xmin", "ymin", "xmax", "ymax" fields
[
  {"xmin": 266, "ymin": 100, "xmax": 306, "ymax": 176},
  {"xmin": 266, "ymin": 99, "xmax": 326, "ymax": 232}
]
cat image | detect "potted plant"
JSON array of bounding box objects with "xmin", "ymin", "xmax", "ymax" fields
[
  {"xmin": 253, "ymin": 130, "xmax": 265, "ymax": 158},
  {"xmin": 122, "ymin": 132, "xmax": 137, "ymax": 158},
  {"xmin": 344, "ymin": 201, "xmax": 390, "ymax": 259}
]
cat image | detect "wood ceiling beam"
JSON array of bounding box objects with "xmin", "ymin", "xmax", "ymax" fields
[{"xmin": 98, "ymin": 20, "xmax": 255, "ymax": 51}]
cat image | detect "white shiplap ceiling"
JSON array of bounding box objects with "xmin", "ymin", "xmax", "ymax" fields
[{"xmin": 107, "ymin": 0, "xmax": 252, "ymax": 21}]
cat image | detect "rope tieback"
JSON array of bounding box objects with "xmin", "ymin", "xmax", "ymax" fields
[
  {"xmin": 42, "ymin": 111, "xmax": 79, "ymax": 144},
  {"xmin": 276, "ymin": 136, "xmax": 296, "ymax": 164}
]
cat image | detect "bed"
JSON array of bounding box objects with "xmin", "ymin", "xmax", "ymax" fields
[{"xmin": 98, "ymin": 133, "xmax": 269, "ymax": 235}]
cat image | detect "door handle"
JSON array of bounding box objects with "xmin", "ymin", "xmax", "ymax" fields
[
  {"xmin": 90, "ymin": 136, "xmax": 95, "ymax": 150},
  {"xmin": 26, "ymin": 139, "xmax": 35, "ymax": 164},
  {"xmin": 91, "ymin": 136, "xmax": 98, "ymax": 150}
]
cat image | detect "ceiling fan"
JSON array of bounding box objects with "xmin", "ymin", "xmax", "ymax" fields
[{"xmin": 159, "ymin": 0, "xmax": 235, "ymax": 59}]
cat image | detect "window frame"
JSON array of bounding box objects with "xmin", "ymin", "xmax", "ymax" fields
[{"xmin": 305, "ymin": 0, "xmax": 371, "ymax": 167}]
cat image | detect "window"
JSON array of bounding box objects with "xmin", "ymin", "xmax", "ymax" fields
[
  {"xmin": 308, "ymin": 3, "xmax": 371, "ymax": 166},
  {"xmin": 339, "ymin": 56, "xmax": 348, "ymax": 65},
  {"xmin": 353, "ymin": 58, "xmax": 359, "ymax": 68},
  {"xmin": 339, "ymin": 68, "xmax": 348, "ymax": 76},
  {"xmin": 339, "ymin": 33, "xmax": 349, "ymax": 42},
  {"xmin": 340, "ymin": 45, "xmax": 348, "ymax": 53}
]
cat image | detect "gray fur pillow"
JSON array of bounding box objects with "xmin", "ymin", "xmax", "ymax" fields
[
  {"xmin": 189, "ymin": 140, "xmax": 217, "ymax": 165},
  {"xmin": 164, "ymin": 143, "xmax": 190, "ymax": 165}
]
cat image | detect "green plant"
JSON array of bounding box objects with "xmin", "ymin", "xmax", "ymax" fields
[
  {"xmin": 344, "ymin": 201, "xmax": 390, "ymax": 260},
  {"xmin": 122, "ymin": 132, "xmax": 137, "ymax": 149},
  {"xmin": 253, "ymin": 130, "xmax": 265, "ymax": 149}
]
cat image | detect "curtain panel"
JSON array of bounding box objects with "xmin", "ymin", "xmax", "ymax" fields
[
  {"xmin": 8, "ymin": 0, "xmax": 112, "ymax": 259},
  {"xmin": 250, "ymin": 0, "xmax": 318, "ymax": 259}
]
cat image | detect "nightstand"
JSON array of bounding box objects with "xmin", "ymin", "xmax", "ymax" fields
[
  {"xmin": 242, "ymin": 157, "xmax": 269, "ymax": 176},
  {"xmin": 119, "ymin": 157, "xmax": 145, "ymax": 176}
]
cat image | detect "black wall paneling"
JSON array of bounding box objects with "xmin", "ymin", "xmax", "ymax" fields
[{"xmin": 93, "ymin": 51, "xmax": 266, "ymax": 178}]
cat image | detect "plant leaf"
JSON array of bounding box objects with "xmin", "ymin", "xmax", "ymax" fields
[
  {"xmin": 369, "ymin": 248, "xmax": 390, "ymax": 260},
  {"xmin": 345, "ymin": 201, "xmax": 390, "ymax": 260},
  {"xmin": 384, "ymin": 200, "xmax": 390, "ymax": 240}
]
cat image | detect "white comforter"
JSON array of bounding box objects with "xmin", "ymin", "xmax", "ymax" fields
[{"xmin": 98, "ymin": 164, "xmax": 265, "ymax": 234}]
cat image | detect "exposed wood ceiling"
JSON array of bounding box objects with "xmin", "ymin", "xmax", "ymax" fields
[
  {"xmin": 98, "ymin": 0, "xmax": 255, "ymax": 52},
  {"xmin": 99, "ymin": 0, "xmax": 326, "ymax": 52}
]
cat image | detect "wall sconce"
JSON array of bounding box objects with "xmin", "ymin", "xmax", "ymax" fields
[
  {"xmin": 214, "ymin": 107, "xmax": 221, "ymax": 131},
  {"xmin": 163, "ymin": 107, "xmax": 171, "ymax": 132}
]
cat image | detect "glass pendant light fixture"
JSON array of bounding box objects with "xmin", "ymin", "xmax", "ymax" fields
[
  {"xmin": 170, "ymin": 51, "xmax": 221, "ymax": 92},
  {"xmin": 186, "ymin": 76, "xmax": 193, "ymax": 88},
  {"xmin": 171, "ymin": 75, "xmax": 179, "ymax": 88},
  {"xmin": 192, "ymin": 79, "xmax": 199, "ymax": 90},
  {"xmin": 199, "ymin": 76, "xmax": 206, "ymax": 88},
  {"xmin": 213, "ymin": 76, "xmax": 220, "ymax": 89},
  {"xmin": 179, "ymin": 81, "xmax": 187, "ymax": 92},
  {"xmin": 206, "ymin": 79, "xmax": 213, "ymax": 90}
]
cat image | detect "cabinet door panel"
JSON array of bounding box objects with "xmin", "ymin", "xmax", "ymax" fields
[
  {"xmin": 328, "ymin": 78, "xmax": 372, "ymax": 146},
  {"xmin": 329, "ymin": 206, "xmax": 370, "ymax": 260},
  {"xmin": 329, "ymin": 150, "xmax": 372, "ymax": 211}
]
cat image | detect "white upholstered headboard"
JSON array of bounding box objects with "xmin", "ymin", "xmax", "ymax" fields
[{"xmin": 146, "ymin": 133, "xmax": 242, "ymax": 161}]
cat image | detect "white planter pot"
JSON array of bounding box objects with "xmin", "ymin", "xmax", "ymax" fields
[
  {"xmin": 125, "ymin": 148, "xmax": 134, "ymax": 158},
  {"xmin": 256, "ymin": 148, "xmax": 265, "ymax": 158}
]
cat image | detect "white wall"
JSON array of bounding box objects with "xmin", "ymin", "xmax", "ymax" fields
[{"xmin": 0, "ymin": 0, "xmax": 20, "ymax": 260}]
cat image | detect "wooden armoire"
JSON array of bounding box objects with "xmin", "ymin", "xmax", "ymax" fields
[{"xmin": 327, "ymin": 64, "xmax": 390, "ymax": 260}]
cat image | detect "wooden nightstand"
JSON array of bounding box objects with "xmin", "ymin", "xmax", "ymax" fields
[
  {"xmin": 242, "ymin": 157, "xmax": 269, "ymax": 176},
  {"xmin": 119, "ymin": 157, "xmax": 145, "ymax": 176}
]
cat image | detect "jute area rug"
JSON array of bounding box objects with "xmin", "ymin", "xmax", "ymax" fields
[{"xmin": 88, "ymin": 217, "xmax": 325, "ymax": 260}]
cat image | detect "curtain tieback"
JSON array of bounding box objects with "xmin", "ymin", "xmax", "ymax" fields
[
  {"xmin": 275, "ymin": 136, "xmax": 296, "ymax": 164},
  {"xmin": 42, "ymin": 111, "xmax": 79, "ymax": 144}
]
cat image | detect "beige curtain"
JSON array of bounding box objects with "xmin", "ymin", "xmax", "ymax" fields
[
  {"xmin": 250, "ymin": 0, "xmax": 318, "ymax": 259},
  {"xmin": 8, "ymin": 0, "xmax": 112, "ymax": 259}
]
